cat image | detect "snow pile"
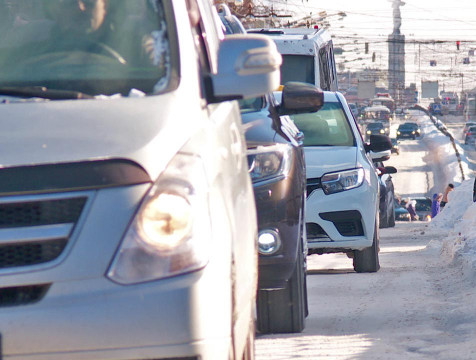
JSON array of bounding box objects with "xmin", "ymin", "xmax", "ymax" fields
[{"xmin": 431, "ymin": 179, "xmax": 476, "ymax": 282}]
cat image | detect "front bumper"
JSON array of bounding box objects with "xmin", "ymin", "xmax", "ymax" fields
[
  {"xmin": 1, "ymin": 270, "xmax": 233, "ymax": 360},
  {"xmin": 305, "ymin": 179, "xmax": 377, "ymax": 252},
  {"xmin": 253, "ymin": 173, "xmax": 304, "ymax": 290}
]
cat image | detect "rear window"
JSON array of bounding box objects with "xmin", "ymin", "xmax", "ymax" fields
[
  {"xmin": 291, "ymin": 102, "xmax": 355, "ymax": 147},
  {"xmin": 280, "ymin": 55, "xmax": 314, "ymax": 85}
]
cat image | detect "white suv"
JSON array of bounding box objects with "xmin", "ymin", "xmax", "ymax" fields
[
  {"xmin": 0, "ymin": 1, "xmax": 281, "ymax": 359},
  {"xmin": 288, "ymin": 91, "xmax": 392, "ymax": 272}
]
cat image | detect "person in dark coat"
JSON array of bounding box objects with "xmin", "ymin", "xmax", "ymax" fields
[{"xmin": 431, "ymin": 193, "xmax": 443, "ymax": 218}]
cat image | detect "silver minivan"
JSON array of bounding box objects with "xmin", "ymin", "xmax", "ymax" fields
[{"xmin": 0, "ymin": 1, "xmax": 281, "ymax": 359}]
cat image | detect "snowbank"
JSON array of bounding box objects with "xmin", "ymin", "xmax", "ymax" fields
[{"xmin": 411, "ymin": 112, "xmax": 476, "ymax": 282}]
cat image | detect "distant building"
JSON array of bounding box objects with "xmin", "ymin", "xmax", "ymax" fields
[{"xmin": 388, "ymin": 33, "xmax": 405, "ymax": 101}]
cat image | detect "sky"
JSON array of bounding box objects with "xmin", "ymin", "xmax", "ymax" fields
[{"xmin": 258, "ymin": 0, "xmax": 476, "ymax": 93}]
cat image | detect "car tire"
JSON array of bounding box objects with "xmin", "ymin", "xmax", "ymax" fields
[
  {"xmin": 353, "ymin": 221, "xmax": 380, "ymax": 273},
  {"xmin": 256, "ymin": 240, "xmax": 306, "ymax": 334}
]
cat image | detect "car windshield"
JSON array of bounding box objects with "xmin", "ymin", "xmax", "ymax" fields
[
  {"xmin": 290, "ymin": 102, "xmax": 355, "ymax": 147},
  {"xmin": 368, "ymin": 123, "xmax": 383, "ymax": 130},
  {"xmin": 0, "ymin": 0, "xmax": 171, "ymax": 97},
  {"xmin": 399, "ymin": 124, "xmax": 415, "ymax": 130},
  {"xmin": 280, "ymin": 55, "xmax": 314, "ymax": 85}
]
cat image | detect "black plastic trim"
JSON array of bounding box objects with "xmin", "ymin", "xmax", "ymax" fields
[
  {"xmin": 319, "ymin": 210, "xmax": 362, "ymax": 222},
  {"xmin": 0, "ymin": 159, "xmax": 151, "ymax": 196}
]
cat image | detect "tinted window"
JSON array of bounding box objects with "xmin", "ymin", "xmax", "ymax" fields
[
  {"xmin": 280, "ymin": 55, "xmax": 314, "ymax": 85},
  {"xmin": 238, "ymin": 97, "xmax": 265, "ymax": 113},
  {"xmin": 0, "ymin": 0, "xmax": 171, "ymax": 96},
  {"xmin": 291, "ymin": 102, "xmax": 355, "ymax": 147}
]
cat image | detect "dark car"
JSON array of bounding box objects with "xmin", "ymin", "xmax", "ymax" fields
[
  {"xmin": 411, "ymin": 197, "xmax": 432, "ymax": 221},
  {"xmin": 375, "ymin": 163, "xmax": 397, "ymax": 228},
  {"xmin": 219, "ymin": 6, "xmax": 322, "ymax": 334},
  {"xmin": 365, "ymin": 122, "xmax": 387, "ymax": 140},
  {"xmin": 395, "ymin": 205, "xmax": 411, "ymax": 221},
  {"xmin": 397, "ymin": 122, "xmax": 421, "ymax": 140},
  {"xmin": 464, "ymin": 125, "xmax": 476, "ymax": 145},
  {"xmin": 239, "ymin": 84, "xmax": 323, "ymax": 334}
]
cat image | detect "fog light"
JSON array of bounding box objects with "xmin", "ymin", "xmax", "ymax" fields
[{"xmin": 258, "ymin": 230, "xmax": 281, "ymax": 255}]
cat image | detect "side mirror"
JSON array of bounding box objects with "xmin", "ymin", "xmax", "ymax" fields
[
  {"xmin": 379, "ymin": 166, "xmax": 397, "ymax": 174},
  {"xmin": 278, "ymin": 82, "xmax": 324, "ymax": 115},
  {"xmin": 370, "ymin": 149, "xmax": 391, "ymax": 162},
  {"xmin": 211, "ymin": 35, "xmax": 281, "ymax": 102},
  {"xmin": 366, "ymin": 134, "xmax": 392, "ymax": 153}
]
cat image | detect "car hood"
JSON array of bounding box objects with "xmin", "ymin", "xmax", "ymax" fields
[
  {"xmin": 304, "ymin": 146, "xmax": 358, "ymax": 178},
  {"xmin": 0, "ymin": 94, "xmax": 196, "ymax": 181}
]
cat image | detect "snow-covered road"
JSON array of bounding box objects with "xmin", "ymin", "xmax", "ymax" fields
[{"xmin": 256, "ymin": 113, "xmax": 476, "ymax": 359}]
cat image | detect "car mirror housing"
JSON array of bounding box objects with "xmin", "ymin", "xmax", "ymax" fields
[
  {"xmin": 366, "ymin": 134, "xmax": 392, "ymax": 153},
  {"xmin": 278, "ymin": 82, "xmax": 324, "ymax": 115},
  {"xmin": 370, "ymin": 149, "xmax": 391, "ymax": 162},
  {"xmin": 211, "ymin": 34, "xmax": 281, "ymax": 102}
]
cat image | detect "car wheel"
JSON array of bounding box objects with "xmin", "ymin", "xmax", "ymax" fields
[
  {"xmin": 353, "ymin": 220, "xmax": 380, "ymax": 273},
  {"xmin": 388, "ymin": 207, "xmax": 396, "ymax": 227},
  {"xmin": 256, "ymin": 240, "xmax": 306, "ymax": 334}
]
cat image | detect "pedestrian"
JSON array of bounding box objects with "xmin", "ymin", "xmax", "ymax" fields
[
  {"xmin": 440, "ymin": 183, "xmax": 454, "ymax": 208},
  {"xmin": 431, "ymin": 193, "xmax": 443, "ymax": 218},
  {"xmin": 405, "ymin": 198, "xmax": 419, "ymax": 221}
]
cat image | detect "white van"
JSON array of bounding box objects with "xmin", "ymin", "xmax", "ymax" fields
[{"xmin": 249, "ymin": 28, "xmax": 338, "ymax": 91}]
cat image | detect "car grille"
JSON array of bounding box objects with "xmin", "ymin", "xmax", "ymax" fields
[
  {"xmin": 0, "ymin": 284, "xmax": 50, "ymax": 307},
  {"xmin": 0, "ymin": 197, "xmax": 87, "ymax": 269}
]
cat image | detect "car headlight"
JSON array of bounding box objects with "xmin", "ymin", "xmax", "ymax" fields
[
  {"xmin": 107, "ymin": 153, "xmax": 211, "ymax": 284},
  {"xmin": 412, "ymin": 131, "xmax": 415, "ymax": 134},
  {"xmin": 397, "ymin": 131, "xmax": 401, "ymax": 135},
  {"xmin": 247, "ymin": 144, "xmax": 292, "ymax": 183},
  {"xmin": 366, "ymin": 130, "xmax": 371, "ymax": 134},
  {"xmin": 385, "ymin": 128, "xmax": 389, "ymax": 132},
  {"xmin": 321, "ymin": 168, "xmax": 365, "ymax": 195},
  {"xmin": 380, "ymin": 129, "xmax": 385, "ymax": 134}
]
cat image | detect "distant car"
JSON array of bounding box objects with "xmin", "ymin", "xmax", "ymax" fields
[
  {"xmin": 395, "ymin": 205, "xmax": 411, "ymax": 221},
  {"xmin": 462, "ymin": 122, "xmax": 476, "ymax": 137},
  {"xmin": 464, "ymin": 125, "xmax": 476, "ymax": 145},
  {"xmin": 412, "ymin": 197, "xmax": 432, "ymax": 221},
  {"xmin": 397, "ymin": 122, "xmax": 420, "ymax": 140},
  {"xmin": 391, "ymin": 138, "xmax": 400, "ymax": 155},
  {"xmin": 366, "ymin": 122, "xmax": 387, "ymax": 140}
]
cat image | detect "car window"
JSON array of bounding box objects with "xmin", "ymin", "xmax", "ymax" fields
[
  {"xmin": 415, "ymin": 200, "xmax": 431, "ymax": 211},
  {"xmin": 291, "ymin": 102, "xmax": 355, "ymax": 147},
  {"xmin": 238, "ymin": 97, "xmax": 265, "ymax": 113},
  {"xmin": 0, "ymin": 0, "xmax": 173, "ymax": 96},
  {"xmin": 280, "ymin": 55, "xmax": 314, "ymax": 85}
]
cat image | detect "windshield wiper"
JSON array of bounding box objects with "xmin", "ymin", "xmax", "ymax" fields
[{"xmin": 0, "ymin": 87, "xmax": 93, "ymax": 100}]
